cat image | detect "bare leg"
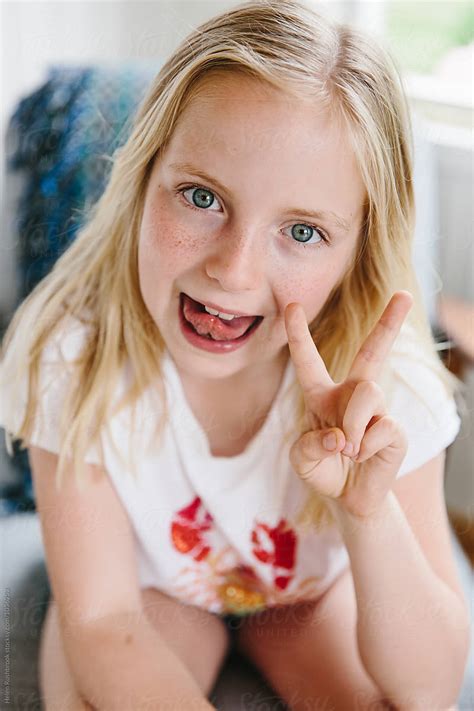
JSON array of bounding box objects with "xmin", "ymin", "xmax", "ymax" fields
[
  {"xmin": 39, "ymin": 589, "xmax": 230, "ymax": 710},
  {"xmin": 236, "ymin": 568, "xmax": 392, "ymax": 711},
  {"xmin": 39, "ymin": 602, "xmax": 92, "ymax": 711}
]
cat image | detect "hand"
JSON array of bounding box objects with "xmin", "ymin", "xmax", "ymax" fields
[{"xmin": 284, "ymin": 291, "xmax": 414, "ymax": 520}]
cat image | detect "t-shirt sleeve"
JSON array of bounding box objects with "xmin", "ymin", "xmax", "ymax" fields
[
  {"xmin": 0, "ymin": 317, "xmax": 102, "ymax": 465},
  {"xmin": 381, "ymin": 336, "xmax": 462, "ymax": 478}
]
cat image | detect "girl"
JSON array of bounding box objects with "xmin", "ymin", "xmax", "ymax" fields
[{"xmin": 0, "ymin": 1, "xmax": 469, "ymax": 709}]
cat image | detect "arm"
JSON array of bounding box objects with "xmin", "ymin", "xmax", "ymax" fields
[
  {"xmin": 283, "ymin": 294, "xmax": 468, "ymax": 710},
  {"xmin": 61, "ymin": 611, "xmax": 214, "ymax": 711},
  {"xmin": 29, "ymin": 446, "xmax": 214, "ymax": 711},
  {"xmin": 327, "ymin": 458, "xmax": 470, "ymax": 711}
]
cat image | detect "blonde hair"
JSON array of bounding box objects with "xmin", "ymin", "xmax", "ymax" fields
[{"xmin": 1, "ymin": 0, "xmax": 463, "ymax": 523}]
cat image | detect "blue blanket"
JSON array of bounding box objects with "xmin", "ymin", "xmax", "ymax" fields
[{"xmin": 1, "ymin": 63, "xmax": 157, "ymax": 515}]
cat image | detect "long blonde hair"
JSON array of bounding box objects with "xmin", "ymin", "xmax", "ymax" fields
[{"xmin": 1, "ymin": 1, "xmax": 463, "ymax": 523}]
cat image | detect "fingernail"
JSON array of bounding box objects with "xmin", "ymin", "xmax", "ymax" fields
[
  {"xmin": 323, "ymin": 432, "xmax": 337, "ymax": 450},
  {"xmin": 342, "ymin": 442, "xmax": 353, "ymax": 456}
]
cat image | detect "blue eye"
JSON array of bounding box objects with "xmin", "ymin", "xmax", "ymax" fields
[
  {"xmin": 175, "ymin": 184, "xmax": 330, "ymax": 249},
  {"xmin": 283, "ymin": 223, "xmax": 328, "ymax": 248},
  {"xmin": 179, "ymin": 186, "xmax": 220, "ymax": 211}
]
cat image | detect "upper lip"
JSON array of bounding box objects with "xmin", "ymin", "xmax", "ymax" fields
[{"xmin": 183, "ymin": 293, "xmax": 262, "ymax": 318}]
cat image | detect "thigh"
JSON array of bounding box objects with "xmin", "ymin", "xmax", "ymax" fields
[
  {"xmin": 235, "ymin": 568, "xmax": 392, "ymax": 711},
  {"xmin": 39, "ymin": 588, "xmax": 231, "ymax": 710},
  {"xmin": 140, "ymin": 586, "xmax": 231, "ymax": 694}
]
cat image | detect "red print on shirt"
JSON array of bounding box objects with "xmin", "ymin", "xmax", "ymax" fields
[
  {"xmin": 170, "ymin": 496, "xmax": 214, "ymax": 562},
  {"xmin": 251, "ymin": 518, "xmax": 297, "ymax": 590},
  {"xmin": 170, "ymin": 501, "xmax": 322, "ymax": 613}
]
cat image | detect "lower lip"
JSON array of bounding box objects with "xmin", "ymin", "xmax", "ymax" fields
[{"xmin": 178, "ymin": 293, "xmax": 263, "ymax": 353}]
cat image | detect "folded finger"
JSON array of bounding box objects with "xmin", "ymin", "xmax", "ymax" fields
[
  {"xmin": 342, "ymin": 380, "xmax": 387, "ymax": 456},
  {"xmin": 354, "ymin": 416, "xmax": 408, "ymax": 465}
]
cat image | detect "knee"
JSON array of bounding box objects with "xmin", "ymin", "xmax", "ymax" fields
[{"xmin": 40, "ymin": 602, "xmax": 92, "ymax": 711}]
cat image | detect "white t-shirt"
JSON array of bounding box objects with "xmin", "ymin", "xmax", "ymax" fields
[{"xmin": 0, "ymin": 315, "xmax": 461, "ymax": 616}]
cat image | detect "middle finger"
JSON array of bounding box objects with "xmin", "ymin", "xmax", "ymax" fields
[{"xmin": 348, "ymin": 291, "xmax": 413, "ymax": 383}]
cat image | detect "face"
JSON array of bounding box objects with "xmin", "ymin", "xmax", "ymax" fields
[{"xmin": 138, "ymin": 73, "xmax": 366, "ymax": 386}]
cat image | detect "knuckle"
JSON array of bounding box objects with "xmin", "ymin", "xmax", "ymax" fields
[
  {"xmin": 360, "ymin": 345, "xmax": 382, "ymax": 364},
  {"xmin": 381, "ymin": 414, "xmax": 397, "ymax": 430},
  {"xmin": 380, "ymin": 415, "xmax": 406, "ymax": 442}
]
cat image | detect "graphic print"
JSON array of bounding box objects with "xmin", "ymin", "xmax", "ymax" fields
[
  {"xmin": 251, "ymin": 518, "xmax": 297, "ymax": 590},
  {"xmin": 170, "ymin": 496, "xmax": 325, "ymax": 614},
  {"xmin": 170, "ymin": 495, "xmax": 214, "ymax": 562}
]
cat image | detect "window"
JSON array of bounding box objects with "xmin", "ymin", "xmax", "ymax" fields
[{"xmin": 384, "ymin": 1, "xmax": 473, "ymax": 129}]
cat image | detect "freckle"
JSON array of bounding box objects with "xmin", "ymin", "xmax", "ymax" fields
[{"xmin": 125, "ymin": 633, "xmax": 133, "ymax": 644}]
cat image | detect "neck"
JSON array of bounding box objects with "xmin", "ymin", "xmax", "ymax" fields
[{"xmin": 177, "ymin": 347, "xmax": 290, "ymax": 423}]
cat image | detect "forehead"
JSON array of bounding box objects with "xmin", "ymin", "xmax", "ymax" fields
[
  {"xmin": 156, "ymin": 71, "xmax": 366, "ymax": 225},
  {"xmin": 168, "ymin": 72, "xmax": 353, "ymax": 163}
]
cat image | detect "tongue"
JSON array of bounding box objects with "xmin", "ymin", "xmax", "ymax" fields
[{"xmin": 182, "ymin": 294, "xmax": 258, "ymax": 341}]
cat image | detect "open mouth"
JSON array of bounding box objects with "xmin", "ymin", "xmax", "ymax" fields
[{"xmin": 179, "ymin": 292, "xmax": 263, "ymax": 347}]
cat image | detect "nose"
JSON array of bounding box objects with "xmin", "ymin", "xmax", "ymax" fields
[{"xmin": 204, "ymin": 226, "xmax": 265, "ymax": 293}]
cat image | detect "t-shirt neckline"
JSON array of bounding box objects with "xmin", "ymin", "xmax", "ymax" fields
[{"xmin": 162, "ymin": 349, "xmax": 294, "ymax": 465}]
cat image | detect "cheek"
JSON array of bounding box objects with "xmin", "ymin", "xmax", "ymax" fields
[
  {"xmin": 138, "ymin": 202, "xmax": 200, "ymax": 273},
  {"xmin": 139, "ymin": 202, "xmax": 177, "ymax": 253},
  {"xmin": 274, "ymin": 261, "xmax": 343, "ymax": 321}
]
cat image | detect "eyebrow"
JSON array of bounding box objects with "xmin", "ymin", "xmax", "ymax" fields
[{"xmin": 168, "ymin": 161, "xmax": 351, "ymax": 233}]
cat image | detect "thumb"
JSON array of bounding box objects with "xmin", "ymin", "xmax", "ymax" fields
[{"xmin": 289, "ymin": 427, "xmax": 345, "ymax": 479}]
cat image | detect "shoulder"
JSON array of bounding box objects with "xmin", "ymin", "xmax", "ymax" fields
[
  {"xmin": 0, "ymin": 312, "xmax": 87, "ymax": 408},
  {"xmin": 28, "ymin": 312, "xmax": 96, "ymax": 413},
  {"xmin": 0, "ymin": 311, "xmax": 100, "ymax": 458},
  {"xmin": 41, "ymin": 311, "xmax": 95, "ymax": 366},
  {"xmin": 379, "ymin": 321, "xmax": 462, "ymax": 477}
]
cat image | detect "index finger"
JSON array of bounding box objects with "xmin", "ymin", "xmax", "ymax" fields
[
  {"xmin": 349, "ymin": 290, "xmax": 414, "ymax": 382},
  {"xmin": 284, "ymin": 302, "xmax": 334, "ymax": 394}
]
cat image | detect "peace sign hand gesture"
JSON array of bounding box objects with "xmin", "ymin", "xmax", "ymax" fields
[{"xmin": 284, "ymin": 291, "xmax": 414, "ymax": 520}]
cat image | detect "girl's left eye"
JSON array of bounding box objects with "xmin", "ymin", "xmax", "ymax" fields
[{"xmin": 175, "ymin": 184, "xmax": 331, "ymax": 249}]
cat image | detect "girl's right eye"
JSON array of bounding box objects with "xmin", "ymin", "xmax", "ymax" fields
[{"xmin": 176, "ymin": 185, "xmax": 222, "ymax": 212}]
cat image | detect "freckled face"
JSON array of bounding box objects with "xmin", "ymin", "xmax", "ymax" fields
[{"xmin": 137, "ymin": 74, "xmax": 366, "ymax": 382}]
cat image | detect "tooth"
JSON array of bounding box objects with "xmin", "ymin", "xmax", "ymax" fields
[
  {"xmin": 204, "ymin": 305, "xmax": 236, "ymax": 320},
  {"xmin": 218, "ymin": 313, "xmax": 235, "ymax": 321}
]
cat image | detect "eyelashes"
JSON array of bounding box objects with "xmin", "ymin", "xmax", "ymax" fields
[{"xmin": 174, "ymin": 184, "xmax": 331, "ymax": 249}]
